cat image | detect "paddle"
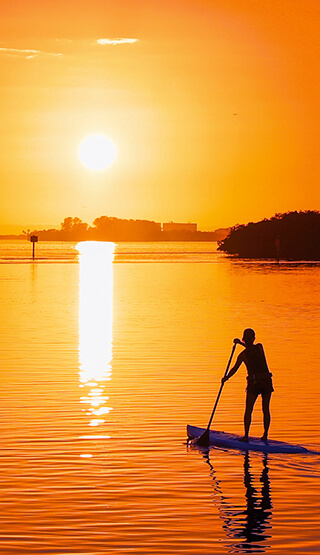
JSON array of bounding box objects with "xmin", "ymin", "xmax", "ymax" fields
[{"xmin": 196, "ymin": 340, "xmax": 239, "ymax": 446}]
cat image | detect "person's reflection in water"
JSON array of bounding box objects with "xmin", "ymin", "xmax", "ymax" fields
[
  {"xmin": 203, "ymin": 450, "xmax": 273, "ymax": 554},
  {"xmin": 233, "ymin": 453, "xmax": 273, "ymax": 552}
]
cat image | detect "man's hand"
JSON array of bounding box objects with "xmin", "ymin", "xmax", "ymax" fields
[
  {"xmin": 221, "ymin": 375, "xmax": 229, "ymax": 384},
  {"xmin": 234, "ymin": 338, "xmax": 245, "ymax": 346}
]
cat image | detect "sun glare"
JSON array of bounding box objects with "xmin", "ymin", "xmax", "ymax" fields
[
  {"xmin": 77, "ymin": 241, "xmax": 115, "ymax": 432},
  {"xmin": 79, "ymin": 134, "xmax": 116, "ymax": 170}
]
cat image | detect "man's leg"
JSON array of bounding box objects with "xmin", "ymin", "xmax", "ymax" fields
[
  {"xmin": 261, "ymin": 392, "xmax": 272, "ymax": 440},
  {"xmin": 242, "ymin": 391, "xmax": 258, "ymax": 441}
]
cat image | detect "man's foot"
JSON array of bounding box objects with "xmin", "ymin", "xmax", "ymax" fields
[
  {"xmin": 260, "ymin": 434, "xmax": 268, "ymax": 443},
  {"xmin": 239, "ymin": 436, "xmax": 249, "ymax": 442}
]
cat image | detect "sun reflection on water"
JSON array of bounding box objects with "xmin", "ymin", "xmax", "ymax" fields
[{"xmin": 77, "ymin": 241, "xmax": 115, "ymax": 436}]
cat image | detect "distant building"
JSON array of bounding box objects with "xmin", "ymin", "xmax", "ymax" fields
[{"xmin": 162, "ymin": 222, "xmax": 197, "ymax": 232}]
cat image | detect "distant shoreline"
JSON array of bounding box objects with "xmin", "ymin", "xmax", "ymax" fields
[
  {"xmin": 0, "ymin": 235, "xmax": 224, "ymax": 242},
  {"xmin": 0, "ymin": 227, "xmax": 230, "ymax": 243},
  {"xmin": 0, "ymin": 216, "xmax": 230, "ymax": 243}
]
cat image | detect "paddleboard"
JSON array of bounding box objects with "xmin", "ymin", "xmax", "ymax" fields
[{"xmin": 187, "ymin": 425, "xmax": 309, "ymax": 454}]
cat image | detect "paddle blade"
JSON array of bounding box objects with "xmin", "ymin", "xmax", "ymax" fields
[{"xmin": 194, "ymin": 428, "xmax": 210, "ymax": 446}]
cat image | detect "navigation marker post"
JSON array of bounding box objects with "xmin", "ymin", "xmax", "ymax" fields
[{"xmin": 30, "ymin": 235, "xmax": 38, "ymax": 259}]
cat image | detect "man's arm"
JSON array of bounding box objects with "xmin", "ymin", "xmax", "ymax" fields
[{"xmin": 222, "ymin": 352, "xmax": 244, "ymax": 383}]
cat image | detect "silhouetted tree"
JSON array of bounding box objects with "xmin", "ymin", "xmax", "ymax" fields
[
  {"xmin": 60, "ymin": 217, "xmax": 89, "ymax": 240},
  {"xmin": 218, "ymin": 211, "xmax": 320, "ymax": 260},
  {"xmin": 92, "ymin": 216, "xmax": 162, "ymax": 241}
]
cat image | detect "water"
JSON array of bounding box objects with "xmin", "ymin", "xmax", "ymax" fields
[{"xmin": 0, "ymin": 241, "xmax": 319, "ymax": 554}]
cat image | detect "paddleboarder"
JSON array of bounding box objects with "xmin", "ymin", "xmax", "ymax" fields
[{"xmin": 222, "ymin": 329, "xmax": 274, "ymax": 442}]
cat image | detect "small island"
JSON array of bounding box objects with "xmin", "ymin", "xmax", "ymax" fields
[
  {"xmin": 1, "ymin": 216, "xmax": 229, "ymax": 243},
  {"xmin": 218, "ymin": 211, "xmax": 320, "ymax": 260}
]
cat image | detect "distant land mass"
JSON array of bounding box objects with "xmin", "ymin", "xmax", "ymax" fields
[
  {"xmin": 0, "ymin": 216, "xmax": 230, "ymax": 242},
  {"xmin": 218, "ymin": 211, "xmax": 320, "ymax": 260}
]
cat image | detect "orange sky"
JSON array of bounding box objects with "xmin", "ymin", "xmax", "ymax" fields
[{"xmin": 0, "ymin": 0, "xmax": 319, "ymax": 233}]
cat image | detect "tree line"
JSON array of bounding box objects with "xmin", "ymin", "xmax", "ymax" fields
[
  {"xmin": 20, "ymin": 216, "xmax": 229, "ymax": 242},
  {"xmin": 218, "ymin": 211, "xmax": 320, "ymax": 260}
]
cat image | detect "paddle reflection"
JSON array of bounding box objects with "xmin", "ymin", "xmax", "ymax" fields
[
  {"xmin": 199, "ymin": 448, "xmax": 273, "ymax": 553},
  {"xmin": 77, "ymin": 241, "xmax": 114, "ymax": 435}
]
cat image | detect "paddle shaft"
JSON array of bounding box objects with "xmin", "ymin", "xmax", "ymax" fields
[{"xmin": 206, "ymin": 342, "xmax": 237, "ymax": 431}]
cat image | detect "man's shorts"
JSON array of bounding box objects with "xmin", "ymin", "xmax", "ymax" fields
[{"xmin": 246, "ymin": 373, "xmax": 274, "ymax": 396}]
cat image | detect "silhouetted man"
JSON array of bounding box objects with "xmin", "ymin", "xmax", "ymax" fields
[{"xmin": 222, "ymin": 329, "xmax": 274, "ymax": 442}]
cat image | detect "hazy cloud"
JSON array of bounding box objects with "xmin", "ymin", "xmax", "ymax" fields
[
  {"xmin": 0, "ymin": 47, "xmax": 62, "ymax": 59},
  {"xmin": 0, "ymin": 39, "xmax": 138, "ymax": 61},
  {"xmin": 96, "ymin": 38, "xmax": 138, "ymax": 46}
]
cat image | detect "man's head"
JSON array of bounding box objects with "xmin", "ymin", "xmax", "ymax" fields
[{"xmin": 242, "ymin": 328, "xmax": 255, "ymax": 345}]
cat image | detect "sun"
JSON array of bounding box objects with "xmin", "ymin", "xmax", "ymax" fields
[{"xmin": 78, "ymin": 135, "xmax": 116, "ymax": 170}]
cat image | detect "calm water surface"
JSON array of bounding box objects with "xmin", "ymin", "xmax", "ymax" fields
[{"xmin": 0, "ymin": 241, "xmax": 319, "ymax": 554}]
